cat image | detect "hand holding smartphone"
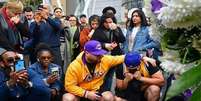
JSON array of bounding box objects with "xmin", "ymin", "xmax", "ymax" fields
[
  {"xmin": 38, "ymin": 5, "xmax": 44, "ymax": 10},
  {"xmin": 51, "ymin": 67, "xmax": 59, "ymax": 76},
  {"xmin": 15, "ymin": 60, "xmax": 25, "ymax": 72}
]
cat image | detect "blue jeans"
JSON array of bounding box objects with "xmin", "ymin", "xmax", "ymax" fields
[
  {"xmin": 101, "ymin": 64, "xmax": 123, "ymax": 92},
  {"xmin": 101, "ymin": 67, "xmax": 115, "ymax": 91}
]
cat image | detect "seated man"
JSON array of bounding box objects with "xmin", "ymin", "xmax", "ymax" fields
[
  {"xmin": 116, "ymin": 52, "xmax": 164, "ymax": 101},
  {"xmin": 0, "ymin": 48, "xmax": 52, "ymax": 101},
  {"xmin": 62, "ymin": 40, "xmax": 156, "ymax": 101},
  {"xmin": 0, "ymin": 48, "xmax": 31, "ymax": 101}
]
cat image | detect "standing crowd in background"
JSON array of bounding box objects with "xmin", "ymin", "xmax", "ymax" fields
[{"xmin": 0, "ymin": 1, "xmax": 165, "ymax": 101}]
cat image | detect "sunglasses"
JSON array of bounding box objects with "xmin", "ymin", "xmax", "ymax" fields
[
  {"xmin": 6, "ymin": 57, "xmax": 20, "ymax": 63},
  {"xmin": 40, "ymin": 56, "xmax": 52, "ymax": 60}
]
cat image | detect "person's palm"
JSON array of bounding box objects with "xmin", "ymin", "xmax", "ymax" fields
[
  {"xmin": 124, "ymin": 72, "xmax": 134, "ymax": 81},
  {"xmin": 47, "ymin": 74, "xmax": 58, "ymax": 84},
  {"xmin": 111, "ymin": 42, "xmax": 117, "ymax": 48},
  {"xmin": 11, "ymin": 16, "xmax": 20, "ymax": 24}
]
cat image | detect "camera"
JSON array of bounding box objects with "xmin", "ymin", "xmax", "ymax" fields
[
  {"xmin": 15, "ymin": 60, "xmax": 25, "ymax": 72},
  {"xmin": 38, "ymin": 5, "xmax": 44, "ymax": 10}
]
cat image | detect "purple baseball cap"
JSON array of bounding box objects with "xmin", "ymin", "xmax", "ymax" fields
[
  {"xmin": 124, "ymin": 52, "xmax": 141, "ymax": 69},
  {"xmin": 84, "ymin": 40, "xmax": 107, "ymax": 56}
]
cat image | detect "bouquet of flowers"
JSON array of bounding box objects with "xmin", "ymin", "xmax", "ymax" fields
[{"xmin": 144, "ymin": 0, "xmax": 201, "ymax": 100}]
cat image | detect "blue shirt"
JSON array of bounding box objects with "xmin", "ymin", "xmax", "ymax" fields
[
  {"xmin": 29, "ymin": 17, "xmax": 62, "ymax": 47},
  {"xmin": 0, "ymin": 68, "xmax": 29, "ymax": 100},
  {"xmin": 28, "ymin": 62, "xmax": 63, "ymax": 91},
  {"xmin": 124, "ymin": 26, "xmax": 160, "ymax": 54}
]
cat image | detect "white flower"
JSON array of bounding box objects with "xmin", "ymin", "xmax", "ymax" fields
[
  {"xmin": 159, "ymin": 50, "xmax": 197, "ymax": 74},
  {"xmin": 143, "ymin": 0, "xmax": 201, "ymax": 75},
  {"xmin": 157, "ymin": 0, "xmax": 201, "ymax": 29}
]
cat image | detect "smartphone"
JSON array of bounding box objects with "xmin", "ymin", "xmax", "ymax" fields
[
  {"xmin": 95, "ymin": 92, "xmax": 102, "ymax": 97},
  {"xmin": 51, "ymin": 67, "xmax": 59, "ymax": 76},
  {"xmin": 15, "ymin": 60, "xmax": 25, "ymax": 72},
  {"xmin": 38, "ymin": 5, "xmax": 44, "ymax": 10}
]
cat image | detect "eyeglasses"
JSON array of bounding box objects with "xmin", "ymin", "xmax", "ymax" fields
[
  {"xmin": 40, "ymin": 56, "xmax": 52, "ymax": 60},
  {"xmin": 6, "ymin": 57, "xmax": 20, "ymax": 63}
]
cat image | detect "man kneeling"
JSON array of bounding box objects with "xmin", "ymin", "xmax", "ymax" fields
[
  {"xmin": 62, "ymin": 40, "xmax": 156, "ymax": 101},
  {"xmin": 116, "ymin": 52, "xmax": 165, "ymax": 101}
]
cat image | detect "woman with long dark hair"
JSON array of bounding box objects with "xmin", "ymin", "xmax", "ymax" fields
[
  {"xmin": 79, "ymin": 15, "xmax": 100, "ymax": 51},
  {"xmin": 124, "ymin": 9, "xmax": 161, "ymax": 58}
]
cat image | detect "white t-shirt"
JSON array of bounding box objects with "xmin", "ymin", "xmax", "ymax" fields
[{"xmin": 128, "ymin": 26, "xmax": 140, "ymax": 52}]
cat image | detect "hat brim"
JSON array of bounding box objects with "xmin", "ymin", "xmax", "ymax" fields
[
  {"xmin": 0, "ymin": 48, "xmax": 7, "ymax": 56},
  {"xmin": 126, "ymin": 65, "xmax": 139, "ymax": 69},
  {"xmin": 90, "ymin": 49, "xmax": 108, "ymax": 56}
]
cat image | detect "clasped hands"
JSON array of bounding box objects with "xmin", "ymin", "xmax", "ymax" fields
[
  {"xmin": 105, "ymin": 42, "xmax": 117, "ymax": 51},
  {"xmin": 8, "ymin": 70, "xmax": 29, "ymax": 87},
  {"xmin": 124, "ymin": 71, "xmax": 142, "ymax": 82}
]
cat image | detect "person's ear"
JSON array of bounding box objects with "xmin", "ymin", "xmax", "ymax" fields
[
  {"xmin": 37, "ymin": 58, "xmax": 40, "ymax": 62},
  {"xmin": 50, "ymin": 57, "xmax": 53, "ymax": 62}
]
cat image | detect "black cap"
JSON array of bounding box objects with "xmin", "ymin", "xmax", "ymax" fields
[
  {"xmin": 80, "ymin": 14, "xmax": 86, "ymax": 18},
  {"xmin": 102, "ymin": 6, "xmax": 116, "ymax": 14},
  {"xmin": 0, "ymin": 47, "xmax": 7, "ymax": 56}
]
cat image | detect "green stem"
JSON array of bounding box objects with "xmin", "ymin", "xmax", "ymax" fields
[{"xmin": 182, "ymin": 48, "xmax": 189, "ymax": 64}]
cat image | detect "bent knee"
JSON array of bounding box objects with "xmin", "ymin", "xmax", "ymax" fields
[
  {"xmin": 147, "ymin": 85, "xmax": 160, "ymax": 94},
  {"xmin": 102, "ymin": 91, "xmax": 114, "ymax": 101},
  {"xmin": 62, "ymin": 93, "xmax": 78, "ymax": 101}
]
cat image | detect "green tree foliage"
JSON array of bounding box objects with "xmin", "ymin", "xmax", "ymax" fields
[{"xmin": 21, "ymin": 0, "xmax": 42, "ymax": 9}]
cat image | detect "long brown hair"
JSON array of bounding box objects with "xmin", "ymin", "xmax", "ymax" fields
[{"xmin": 129, "ymin": 9, "xmax": 148, "ymax": 29}]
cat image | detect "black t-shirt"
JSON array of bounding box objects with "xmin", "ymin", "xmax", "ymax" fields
[
  {"xmin": 85, "ymin": 61, "xmax": 96, "ymax": 75},
  {"xmin": 115, "ymin": 63, "xmax": 159, "ymax": 101},
  {"xmin": 116, "ymin": 63, "xmax": 159, "ymax": 80}
]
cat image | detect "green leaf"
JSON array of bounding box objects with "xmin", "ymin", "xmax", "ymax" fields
[
  {"xmin": 165, "ymin": 63, "xmax": 201, "ymax": 101},
  {"xmin": 190, "ymin": 84, "xmax": 201, "ymax": 101}
]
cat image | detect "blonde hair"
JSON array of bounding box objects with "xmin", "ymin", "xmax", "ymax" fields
[{"xmin": 4, "ymin": 1, "xmax": 23, "ymax": 14}]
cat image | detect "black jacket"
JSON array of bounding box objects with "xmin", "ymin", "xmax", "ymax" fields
[
  {"xmin": 0, "ymin": 14, "xmax": 21, "ymax": 51},
  {"xmin": 91, "ymin": 27, "xmax": 125, "ymax": 55},
  {"xmin": 0, "ymin": 12, "xmax": 30, "ymax": 53}
]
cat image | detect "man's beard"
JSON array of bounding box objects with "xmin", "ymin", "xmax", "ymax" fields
[
  {"xmin": 3, "ymin": 66, "xmax": 13, "ymax": 77},
  {"xmin": 88, "ymin": 58, "xmax": 99, "ymax": 64}
]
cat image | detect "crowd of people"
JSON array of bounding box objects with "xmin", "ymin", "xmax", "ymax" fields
[{"xmin": 0, "ymin": 1, "xmax": 164, "ymax": 101}]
